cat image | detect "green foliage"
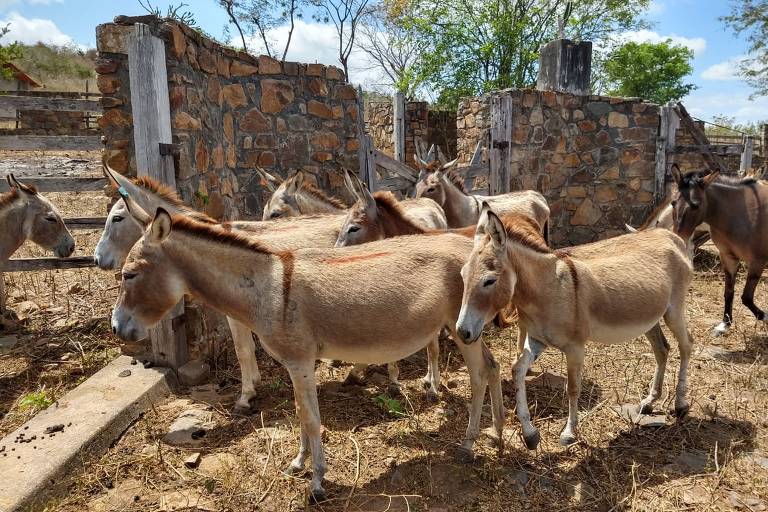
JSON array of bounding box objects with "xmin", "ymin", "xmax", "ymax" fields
[
  {"xmin": 0, "ymin": 24, "xmax": 23, "ymax": 81},
  {"xmin": 19, "ymin": 390, "xmax": 52, "ymax": 412},
  {"xmin": 706, "ymin": 115, "xmax": 766, "ymax": 137},
  {"xmin": 721, "ymin": 0, "xmax": 768, "ymax": 97},
  {"xmin": 138, "ymin": 0, "xmax": 198, "ymax": 27},
  {"xmin": 395, "ymin": 0, "xmax": 650, "ymax": 110},
  {"xmin": 602, "ymin": 40, "xmax": 696, "ymax": 104},
  {"xmin": 374, "ymin": 393, "xmax": 405, "ymax": 417},
  {"xmin": 15, "ymin": 43, "xmax": 95, "ymax": 84}
]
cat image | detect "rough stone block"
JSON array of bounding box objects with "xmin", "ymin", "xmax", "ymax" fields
[
  {"xmin": 96, "ymin": 24, "xmax": 132, "ymax": 54},
  {"xmin": 178, "ymin": 359, "xmax": 211, "ymax": 386},
  {"xmin": 261, "ymin": 79, "xmax": 294, "ymax": 113}
]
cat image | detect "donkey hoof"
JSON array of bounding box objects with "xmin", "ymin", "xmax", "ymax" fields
[
  {"xmin": 639, "ymin": 402, "xmax": 654, "ymax": 415},
  {"xmin": 523, "ymin": 430, "xmax": 540, "ymax": 450},
  {"xmin": 309, "ymin": 489, "xmax": 327, "ymax": 504},
  {"xmin": 284, "ymin": 462, "xmax": 304, "ymax": 476},
  {"xmin": 343, "ymin": 373, "xmax": 365, "ymax": 386},
  {"xmin": 712, "ymin": 322, "xmax": 730, "ymax": 337},
  {"xmin": 559, "ymin": 432, "xmax": 577, "ymax": 446},
  {"xmin": 674, "ymin": 404, "xmax": 690, "ymax": 418},
  {"xmin": 329, "ymin": 360, "xmax": 343, "ymax": 368},
  {"xmin": 454, "ymin": 447, "xmax": 475, "ymax": 464},
  {"xmin": 233, "ymin": 401, "xmax": 258, "ymax": 416}
]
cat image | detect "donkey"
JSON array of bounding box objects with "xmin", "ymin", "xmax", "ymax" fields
[
  {"xmin": 111, "ymin": 202, "xmax": 505, "ymax": 501},
  {"xmin": 413, "ymin": 157, "xmax": 550, "ymax": 236},
  {"xmin": 457, "ymin": 207, "xmax": 694, "ymax": 449},
  {"xmin": 335, "ymin": 170, "xmax": 447, "ymax": 247},
  {"xmin": 261, "ymin": 169, "xmax": 347, "ymax": 220},
  {"xmin": 96, "ymin": 168, "xmax": 441, "ymax": 410},
  {"xmin": 1, "ymin": 174, "xmax": 75, "ymax": 262},
  {"xmin": 671, "ymin": 166, "xmax": 768, "ymax": 336}
]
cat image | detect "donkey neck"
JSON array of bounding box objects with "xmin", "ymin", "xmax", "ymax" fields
[
  {"xmin": 378, "ymin": 205, "xmax": 423, "ymax": 237},
  {"xmin": 506, "ymin": 243, "xmax": 566, "ymax": 316},
  {"xmin": 163, "ymin": 234, "xmax": 286, "ymax": 334},
  {"xmin": 0, "ymin": 203, "xmax": 28, "ymax": 261},
  {"xmin": 296, "ymin": 189, "xmax": 345, "ymax": 215},
  {"xmin": 704, "ymin": 182, "xmax": 761, "ymax": 232},
  {"xmin": 442, "ymin": 181, "xmax": 479, "ymax": 227}
]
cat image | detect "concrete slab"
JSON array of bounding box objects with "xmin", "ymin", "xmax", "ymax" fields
[{"xmin": 0, "ymin": 355, "xmax": 173, "ymax": 512}]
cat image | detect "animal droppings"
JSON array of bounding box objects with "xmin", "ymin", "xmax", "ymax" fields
[
  {"xmin": 118, "ymin": 369, "xmax": 132, "ymax": 377},
  {"xmin": 44, "ymin": 424, "xmax": 65, "ymax": 434}
]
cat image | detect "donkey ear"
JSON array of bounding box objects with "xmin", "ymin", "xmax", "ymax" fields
[
  {"xmin": 120, "ymin": 190, "xmax": 151, "ymax": 227},
  {"xmin": 148, "ymin": 207, "xmax": 173, "ymax": 243},
  {"xmin": 7, "ymin": 174, "xmax": 34, "ymax": 195},
  {"xmin": 255, "ymin": 167, "xmax": 281, "ymax": 193},
  {"xmin": 702, "ymin": 170, "xmax": 719, "ymax": 187},
  {"xmin": 358, "ymin": 178, "xmax": 376, "ymax": 212},
  {"xmin": 485, "ymin": 210, "xmax": 507, "ymax": 249},
  {"xmin": 343, "ymin": 169, "xmax": 361, "ymax": 199},
  {"xmin": 286, "ymin": 170, "xmax": 304, "ymax": 194},
  {"xmin": 670, "ymin": 164, "xmax": 682, "ymax": 185},
  {"xmin": 440, "ymin": 158, "xmax": 459, "ymax": 171}
]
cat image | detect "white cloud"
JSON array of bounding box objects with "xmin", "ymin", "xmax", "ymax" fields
[
  {"xmin": 620, "ymin": 29, "xmax": 706, "ymax": 56},
  {"xmin": 27, "ymin": 0, "xmax": 63, "ymax": 4},
  {"xmin": 648, "ymin": 1, "xmax": 666, "ymax": 15},
  {"xmin": 684, "ymin": 91, "xmax": 768, "ymax": 123},
  {"xmin": 0, "ymin": 11, "xmax": 74, "ymax": 46},
  {"xmin": 700, "ymin": 55, "xmax": 764, "ymax": 82}
]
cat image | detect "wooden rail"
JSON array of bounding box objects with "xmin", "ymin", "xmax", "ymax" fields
[
  {"xmin": 0, "ymin": 95, "xmax": 102, "ymax": 112},
  {"xmin": 0, "ymin": 135, "xmax": 102, "ymax": 151},
  {"xmin": 2, "ymin": 256, "xmax": 96, "ymax": 272},
  {"xmin": 0, "ymin": 177, "xmax": 106, "ymax": 193},
  {"xmin": 65, "ymin": 217, "xmax": 108, "ymax": 229}
]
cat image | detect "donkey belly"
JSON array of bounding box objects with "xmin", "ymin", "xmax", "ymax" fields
[
  {"xmin": 589, "ymin": 318, "xmax": 660, "ymax": 345},
  {"xmin": 316, "ymin": 328, "xmax": 440, "ymax": 364}
]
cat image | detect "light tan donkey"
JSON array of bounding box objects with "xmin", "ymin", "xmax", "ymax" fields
[
  {"xmin": 414, "ymin": 157, "xmax": 550, "ymax": 235},
  {"xmin": 111, "ymin": 200, "xmax": 505, "ymax": 501},
  {"xmin": 1, "ymin": 174, "xmax": 75, "ymax": 262},
  {"xmin": 336, "ymin": 170, "xmax": 447, "ymax": 246},
  {"xmin": 260, "ymin": 168, "xmax": 347, "ymax": 220},
  {"xmin": 456, "ymin": 206, "xmax": 694, "ymax": 450}
]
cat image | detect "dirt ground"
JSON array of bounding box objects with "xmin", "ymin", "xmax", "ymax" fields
[
  {"xmin": 32, "ymin": 247, "xmax": 767, "ymax": 512},
  {"xmin": 0, "ymin": 150, "xmax": 121, "ymax": 438}
]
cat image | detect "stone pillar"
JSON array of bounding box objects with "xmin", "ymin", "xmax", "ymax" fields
[{"xmin": 536, "ymin": 39, "xmax": 592, "ymax": 96}]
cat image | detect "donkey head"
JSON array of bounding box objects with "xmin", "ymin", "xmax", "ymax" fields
[
  {"xmin": 5, "ymin": 174, "xmax": 74, "ymax": 257},
  {"xmin": 414, "ymin": 157, "xmax": 461, "ymax": 205},
  {"xmin": 671, "ymin": 164, "xmax": 718, "ymax": 242},
  {"xmin": 335, "ymin": 170, "xmax": 380, "ymax": 247},
  {"xmin": 262, "ymin": 170, "xmax": 304, "ymax": 220},
  {"xmin": 456, "ymin": 204, "xmax": 514, "ymax": 344}
]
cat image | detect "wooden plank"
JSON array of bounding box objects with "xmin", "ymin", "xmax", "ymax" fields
[
  {"xmin": 129, "ymin": 22, "xmax": 187, "ymax": 370},
  {"xmin": 374, "ymin": 150, "xmax": 418, "ymax": 182},
  {"xmin": 65, "ymin": 217, "xmax": 108, "ymax": 229},
  {"xmin": 0, "ymin": 177, "xmax": 106, "ymax": 193},
  {"xmin": 457, "ymin": 163, "xmax": 489, "ymax": 180},
  {"xmin": 655, "ymin": 104, "xmax": 671, "ymax": 205},
  {"xmin": 740, "ymin": 136, "xmax": 754, "ymax": 174},
  {"xmin": 676, "ymin": 102, "xmax": 728, "ymax": 172},
  {"xmin": 673, "ymin": 144, "xmax": 743, "ymax": 154},
  {"xmin": 1, "ymin": 90, "xmax": 101, "ymax": 99},
  {"xmin": 393, "ymin": 91, "xmax": 405, "ymax": 163},
  {"xmin": 0, "ymin": 135, "xmax": 101, "ymax": 151},
  {"xmin": 365, "ymin": 135, "xmax": 377, "ymax": 192},
  {"xmin": 0, "ymin": 268, "xmax": 5, "ymax": 314},
  {"xmin": 489, "ymin": 94, "xmax": 512, "ymax": 195},
  {"xmin": 377, "ymin": 175, "xmax": 412, "ymax": 192},
  {"xmin": 464, "ymin": 131, "xmax": 487, "ymax": 190},
  {"xmin": 356, "ymin": 85, "xmax": 368, "ymax": 185},
  {"xmin": 2, "ymin": 256, "xmax": 96, "ymax": 272},
  {"xmin": 0, "ymin": 95, "xmax": 102, "ymax": 112}
]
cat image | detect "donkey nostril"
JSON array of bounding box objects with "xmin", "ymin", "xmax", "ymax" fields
[{"xmin": 112, "ymin": 326, "xmax": 117, "ymax": 335}]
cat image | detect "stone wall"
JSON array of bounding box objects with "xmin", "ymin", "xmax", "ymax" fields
[
  {"xmin": 96, "ymin": 16, "xmax": 359, "ymax": 222},
  {"xmin": 18, "ymin": 110, "xmax": 98, "ymax": 135},
  {"xmin": 672, "ymin": 122, "xmax": 765, "ymax": 176},
  {"xmin": 367, "ymin": 100, "xmax": 439, "ymax": 167},
  {"xmin": 457, "ymin": 89, "xmax": 660, "ymax": 246},
  {"xmin": 427, "ymin": 110, "xmax": 457, "ymax": 159}
]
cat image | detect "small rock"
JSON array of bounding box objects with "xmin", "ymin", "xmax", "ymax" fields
[
  {"xmin": 164, "ymin": 408, "xmax": 213, "ymax": 446},
  {"xmin": 86, "ymin": 478, "xmax": 142, "ymax": 512},
  {"xmin": 178, "ymin": 359, "xmax": 211, "ymax": 386},
  {"xmin": 369, "ymin": 372, "xmax": 389, "ymax": 387},
  {"xmin": 118, "ymin": 370, "xmax": 131, "ymax": 378},
  {"xmin": 16, "ymin": 300, "xmax": 39, "ymax": 316},
  {"xmin": 0, "ymin": 335, "xmax": 18, "ymax": 353},
  {"xmin": 197, "ymin": 452, "xmax": 238, "ymax": 476},
  {"xmin": 184, "ymin": 452, "xmax": 202, "ymax": 468},
  {"xmin": 665, "ymin": 450, "xmax": 708, "ymax": 473},
  {"xmin": 44, "ymin": 424, "xmax": 65, "ymax": 434},
  {"xmin": 67, "ymin": 283, "xmax": 83, "ymax": 295}
]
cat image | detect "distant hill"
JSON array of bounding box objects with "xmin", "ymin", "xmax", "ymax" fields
[{"xmin": 14, "ymin": 43, "xmax": 97, "ymax": 92}]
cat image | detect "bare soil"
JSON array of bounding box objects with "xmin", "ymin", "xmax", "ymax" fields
[{"xmin": 40, "ymin": 247, "xmax": 768, "ymax": 512}]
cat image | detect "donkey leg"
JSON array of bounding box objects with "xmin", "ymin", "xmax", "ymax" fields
[
  {"xmin": 227, "ymin": 317, "xmax": 262, "ymax": 414},
  {"xmin": 741, "ymin": 259, "xmax": 767, "ymax": 321},
  {"xmin": 715, "ymin": 253, "xmax": 739, "ymax": 335},
  {"xmin": 560, "ymin": 344, "xmax": 585, "ymax": 446},
  {"xmin": 639, "ymin": 323, "xmax": 669, "ymax": 415},
  {"xmin": 343, "ymin": 364, "xmax": 367, "ymax": 386},
  {"xmin": 452, "ymin": 338, "xmax": 490, "ymax": 462},
  {"xmin": 285, "ymin": 362, "xmax": 327, "ymax": 502},
  {"xmin": 483, "ymin": 341, "xmax": 506, "ymax": 456},
  {"xmin": 421, "ymin": 336, "xmax": 441, "ymax": 398},
  {"xmin": 664, "ymin": 306, "xmax": 694, "ymax": 418},
  {"xmin": 514, "ymin": 336, "xmax": 546, "ymax": 450}
]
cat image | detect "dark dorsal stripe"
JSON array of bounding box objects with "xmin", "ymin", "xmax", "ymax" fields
[
  {"xmin": 130, "ymin": 176, "xmax": 217, "ymax": 224},
  {"xmin": 302, "ymin": 182, "xmax": 347, "ymax": 210}
]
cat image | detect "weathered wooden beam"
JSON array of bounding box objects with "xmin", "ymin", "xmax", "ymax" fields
[
  {"xmin": 2, "ymin": 257, "xmax": 96, "ymax": 272},
  {"xmin": 393, "ymin": 91, "xmax": 405, "ymax": 163},
  {"xmin": 0, "ymin": 135, "xmax": 102, "ymax": 151},
  {"xmin": 129, "ymin": 22, "xmax": 187, "ymax": 370},
  {"xmin": 365, "ymin": 135, "xmax": 377, "ymax": 192},
  {"xmin": 673, "ymin": 144, "xmax": 743, "ymax": 155},
  {"xmin": 489, "ymin": 94, "xmax": 512, "ymax": 194},
  {"xmin": 740, "ymin": 136, "xmax": 754, "ymax": 174},
  {"xmin": 0, "ymin": 177, "xmax": 106, "ymax": 193},
  {"xmin": 65, "ymin": 217, "xmax": 108, "ymax": 229},
  {"xmin": 676, "ymin": 103, "xmax": 728, "ymax": 172},
  {"xmin": 0, "ymin": 95, "xmax": 102, "ymax": 112},
  {"xmin": 457, "ymin": 163, "xmax": 489, "ymax": 179},
  {"xmin": 356, "ymin": 85, "xmax": 368, "ymax": 185},
  {"xmin": 374, "ymin": 150, "xmax": 418, "ymax": 182}
]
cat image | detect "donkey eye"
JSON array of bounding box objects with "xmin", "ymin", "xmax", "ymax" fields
[
  {"xmin": 270, "ymin": 211, "xmax": 282, "ymax": 219},
  {"xmin": 44, "ymin": 215, "xmax": 57, "ymax": 222},
  {"xmin": 671, "ymin": 200, "xmax": 677, "ymax": 207},
  {"xmin": 427, "ymin": 187, "xmax": 435, "ymax": 193},
  {"xmin": 348, "ymin": 225, "xmax": 360, "ymax": 233},
  {"xmin": 122, "ymin": 272, "xmax": 137, "ymax": 281},
  {"xmin": 483, "ymin": 277, "xmax": 497, "ymax": 287},
  {"xmin": 112, "ymin": 215, "xmax": 124, "ymax": 223}
]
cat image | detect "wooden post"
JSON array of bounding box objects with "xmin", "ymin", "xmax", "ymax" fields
[
  {"xmin": 128, "ymin": 23, "xmax": 187, "ymax": 370},
  {"xmin": 655, "ymin": 102, "xmax": 678, "ymax": 204},
  {"xmin": 740, "ymin": 135, "xmax": 754, "ymax": 174},
  {"xmin": 356, "ymin": 85, "xmax": 369, "ymax": 185},
  {"xmin": 464, "ymin": 131, "xmax": 487, "ymax": 191},
  {"xmin": 0, "ymin": 267, "xmax": 5, "ymax": 315},
  {"xmin": 365, "ymin": 134, "xmax": 377, "ymax": 192},
  {"xmin": 393, "ymin": 92, "xmax": 405, "ymax": 163},
  {"xmin": 489, "ymin": 94, "xmax": 512, "ymax": 195},
  {"xmin": 762, "ymin": 124, "xmax": 767, "ymax": 158}
]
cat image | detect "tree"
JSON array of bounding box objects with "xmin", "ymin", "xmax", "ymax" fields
[
  {"xmin": 311, "ymin": 0, "xmax": 370, "ymax": 81},
  {"xmin": 722, "ymin": 0, "xmax": 768, "ymax": 97},
  {"xmin": 219, "ymin": 0, "xmax": 304, "ymax": 60},
  {"xmin": 602, "ymin": 40, "xmax": 696, "ymax": 104},
  {"xmin": 393, "ymin": 0, "xmax": 650, "ymax": 110},
  {"xmin": 0, "ymin": 25, "xmax": 22, "ymax": 81},
  {"xmin": 355, "ymin": 3, "xmax": 427, "ymax": 96}
]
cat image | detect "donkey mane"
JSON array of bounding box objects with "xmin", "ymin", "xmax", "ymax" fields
[
  {"xmin": 372, "ymin": 191, "xmax": 426, "ymax": 234},
  {"xmin": 301, "ymin": 181, "xmax": 347, "ymax": 210},
  {"xmin": 130, "ymin": 176, "xmax": 217, "ymax": 223},
  {"xmin": 444, "ymin": 168, "xmax": 468, "ymax": 194},
  {"xmin": 715, "ymin": 174, "xmax": 758, "ymax": 187},
  {"xmin": 637, "ymin": 196, "xmax": 672, "ymax": 231},
  {"xmin": 0, "ymin": 188, "xmax": 19, "ymax": 211}
]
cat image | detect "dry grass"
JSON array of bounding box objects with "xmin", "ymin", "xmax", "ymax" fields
[{"xmin": 37, "ymin": 244, "xmax": 768, "ymax": 512}]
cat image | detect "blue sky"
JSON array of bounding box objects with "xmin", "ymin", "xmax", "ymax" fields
[{"xmin": 0, "ymin": 0, "xmax": 765, "ymax": 123}]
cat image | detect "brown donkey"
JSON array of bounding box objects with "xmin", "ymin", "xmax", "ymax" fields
[
  {"xmin": 1, "ymin": 174, "xmax": 75, "ymax": 262},
  {"xmin": 111, "ymin": 202, "xmax": 505, "ymax": 501},
  {"xmin": 457, "ymin": 207, "xmax": 694, "ymax": 449},
  {"xmin": 671, "ymin": 166, "xmax": 768, "ymax": 335},
  {"xmin": 261, "ymin": 169, "xmax": 347, "ymax": 220}
]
